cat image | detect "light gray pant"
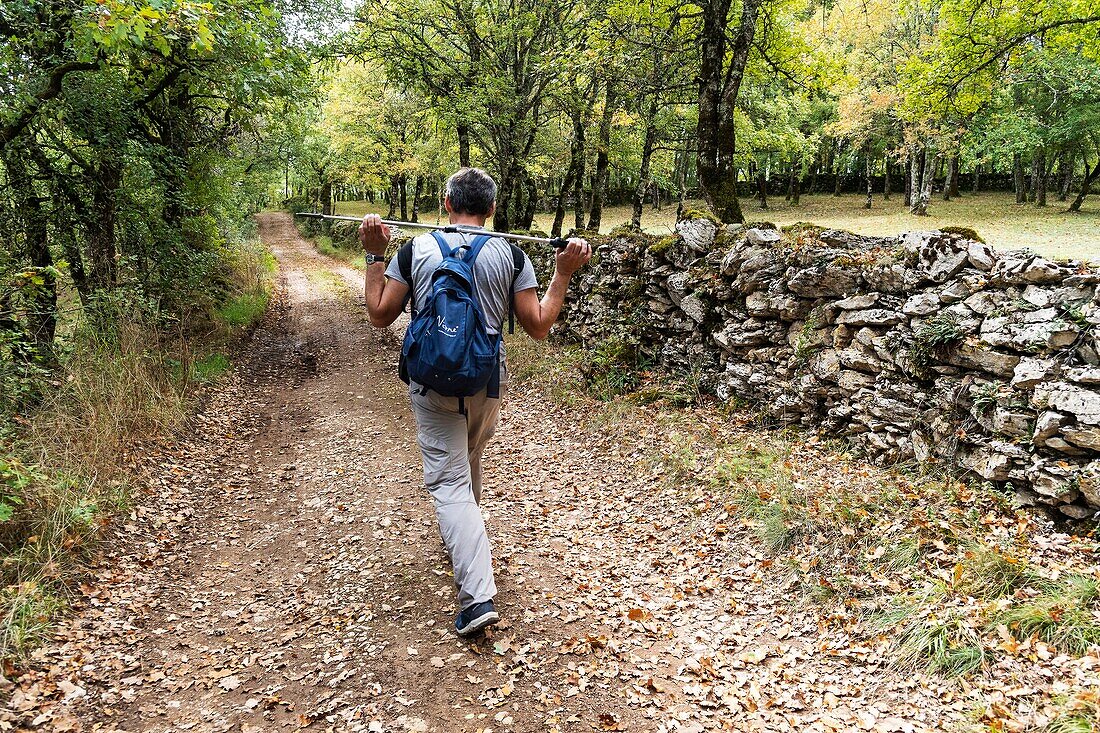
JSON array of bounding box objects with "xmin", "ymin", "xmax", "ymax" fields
[{"xmin": 409, "ymin": 372, "xmax": 506, "ymax": 610}]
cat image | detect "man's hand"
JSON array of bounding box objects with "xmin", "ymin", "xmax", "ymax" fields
[
  {"xmin": 359, "ymin": 214, "xmax": 391, "ymax": 255},
  {"xmin": 554, "ymin": 238, "xmax": 592, "ymax": 277}
]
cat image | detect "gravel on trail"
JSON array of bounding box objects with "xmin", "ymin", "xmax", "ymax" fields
[{"xmin": 5, "ymin": 213, "xmax": 1023, "ymax": 733}]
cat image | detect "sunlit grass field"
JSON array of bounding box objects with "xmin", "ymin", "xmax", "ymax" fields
[{"xmin": 333, "ymin": 191, "xmax": 1099, "ymax": 262}]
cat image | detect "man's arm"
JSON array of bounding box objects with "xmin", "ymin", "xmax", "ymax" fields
[
  {"xmin": 513, "ymin": 239, "xmax": 591, "ymax": 340},
  {"xmin": 360, "ymin": 214, "xmax": 409, "ymax": 328}
]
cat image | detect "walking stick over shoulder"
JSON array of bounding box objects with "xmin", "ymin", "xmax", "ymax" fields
[{"xmin": 294, "ymin": 212, "xmax": 571, "ymax": 250}]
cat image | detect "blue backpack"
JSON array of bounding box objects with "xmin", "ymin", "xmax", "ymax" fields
[{"xmin": 400, "ymin": 231, "xmax": 502, "ymax": 400}]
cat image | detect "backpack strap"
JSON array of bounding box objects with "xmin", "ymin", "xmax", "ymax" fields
[
  {"xmin": 429, "ymin": 231, "xmax": 453, "ymax": 258},
  {"xmin": 508, "ymin": 244, "xmax": 524, "ymax": 335},
  {"xmin": 460, "ymin": 234, "xmax": 493, "ymax": 266},
  {"xmin": 397, "ymin": 242, "xmax": 415, "ymax": 313}
]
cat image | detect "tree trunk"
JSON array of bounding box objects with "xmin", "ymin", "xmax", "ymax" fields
[
  {"xmin": 1036, "ymin": 152, "xmax": 1048, "ymax": 207},
  {"xmin": 587, "ymin": 83, "xmax": 616, "ymax": 231},
  {"xmin": 1059, "ymin": 151, "xmax": 1074, "ymax": 201},
  {"xmin": 399, "ymin": 174, "xmax": 408, "ymax": 220},
  {"xmin": 631, "ymin": 97, "xmax": 660, "ymax": 228},
  {"xmin": 1014, "ymin": 153, "xmax": 1026, "ymax": 204},
  {"xmin": 755, "ymin": 164, "xmax": 768, "ymax": 209},
  {"xmin": 521, "ymin": 172, "xmax": 538, "ymax": 230},
  {"xmin": 910, "ymin": 147, "xmax": 931, "ymax": 216},
  {"xmin": 833, "ymin": 146, "xmax": 843, "ymax": 197},
  {"xmin": 972, "ymin": 163, "xmax": 981, "ymax": 193},
  {"xmin": 457, "ymin": 123, "xmax": 471, "ymax": 167},
  {"xmin": 864, "ymin": 156, "xmax": 873, "ymax": 209},
  {"xmin": 883, "ymin": 158, "xmax": 892, "ymax": 201},
  {"xmin": 948, "ymin": 155, "xmax": 961, "ymax": 198},
  {"xmin": 904, "ymin": 153, "xmax": 913, "ymax": 208},
  {"xmin": 1068, "ymin": 160, "xmax": 1100, "ymax": 212},
  {"xmin": 572, "ymin": 116, "xmax": 586, "ymax": 231},
  {"xmin": 4, "ymin": 144, "xmax": 57, "ymax": 354},
  {"xmin": 695, "ymin": 0, "xmax": 760, "ymax": 224},
  {"xmin": 87, "ymin": 157, "xmax": 121, "ymax": 291},
  {"xmin": 552, "ymin": 148, "xmax": 579, "ymax": 236},
  {"xmin": 411, "ymin": 175, "xmax": 424, "ymax": 222},
  {"xmin": 387, "ymin": 176, "xmax": 399, "ymax": 218},
  {"xmin": 917, "ymin": 152, "xmax": 935, "ymax": 215},
  {"xmin": 786, "ymin": 160, "xmax": 800, "ymax": 205},
  {"xmin": 321, "ymin": 181, "xmax": 333, "ymax": 216},
  {"xmin": 1028, "ymin": 153, "xmax": 1039, "ymax": 202}
]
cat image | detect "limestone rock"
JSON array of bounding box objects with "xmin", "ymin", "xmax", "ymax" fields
[
  {"xmin": 980, "ymin": 311, "xmax": 1079, "ymax": 351},
  {"xmin": 1033, "ymin": 411, "xmax": 1070, "ymax": 445},
  {"xmin": 990, "ymin": 253, "xmax": 1071, "ymax": 285},
  {"xmin": 676, "ymin": 217, "xmax": 717, "ymax": 252},
  {"xmin": 834, "ymin": 293, "xmax": 881, "ymax": 310},
  {"xmin": 1066, "ymin": 367, "xmax": 1100, "ymax": 385},
  {"xmin": 678, "ymin": 294, "xmax": 707, "ymax": 323},
  {"xmin": 962, "ymin": 448, "xmax": 1012, "ymax": 481},
  {"xmin": 903, "ymin": 293, "xmax": 940, "ymax": 316},
  {"xmin": 1046, "ymin": 383, "xmax": 1100, "ymax": 425},
  {"xmin": 1063, "ymin": 425, "xmax": 1100, "ymax": 452},
  {"xmin": 1080, "ymin": 461, "xmax": 1100, "ymax": 508},
  {"xmin": 810, "ymin": 349, "xmax": 840, "ymax": 382},
  {"xmin": 967, "ymin": 241, "xmax": 996, "ymax": 271},
  {"xmin": 787, "ymin": 265, "xmax": 862, "ymax": 297},
  {"xmin": 835, "ymin": 308, "xmax": 904, "ymax": 327},
  {"xmin": 902, "ymin": 232, "xmax": 970, "ymax": 282},
  {"xmin": 942, "ymin": 343, "xmax": 1021, "ymax": 379},
  {"xmin": 837, "ymin": 370, "xmax": 876, "ymax": 392},
  {"xmin": 1012, "ymin": 358, "xmax": 1058, "ymax": 389},
  {"xmin": 744, "ymin": 227, "xmax": 781, "ymax": 247},
  {"xmin": 992, "ymin": 408, "xmax": 1032, "ymax": 438}
]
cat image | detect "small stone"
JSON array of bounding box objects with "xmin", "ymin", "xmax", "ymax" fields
[
  {"xmin": 1012, "ymin": 357, "xmax": 1058, "ymax": 389},
  {"xmin": 744, "ymin": 227, "xmax": 781, "ymax": 247},
  {"xmin": 902, "ymin": 293, "xmax": 940, "ymax": 316},
  {"xmin": 676, "ymin": 217, "xmax": 718, "ymax": 251},
  {"xmin": 835, "ymin": 308, "xmax": 904, "ymax": 327},
  {"xmin": 1033, "ymin": 410, "xmax": 1069, "ymax": 444},
  {"xmin": 1047, "ymin": 383, "xmax": 1100, "ymax": 425},
  {"xmin": 1063, "ymin": 425, "xmax": 1100, "ymax": 451},
  {"xmin": 967, "ymin": 241, "xmax": 996, "ymax": 271},
  {"xmin": 837, "ymin": 370, "xmax": 875, "ymax": 392},
  {"xmin": 833, "ymin": 293, "xmax": 880, "ymax": 310},
  {"xmin": 809, "ymin": 349, "xmax": 840, "ymax": 382},
  {"xmin": 678, "ymin": 294, "xmax": 707, "ymax": 323}
]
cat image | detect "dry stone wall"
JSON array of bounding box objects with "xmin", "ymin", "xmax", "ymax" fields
[{"xmin": 555, "ymin": 218, "xmax": 1100, "ymax": 518}]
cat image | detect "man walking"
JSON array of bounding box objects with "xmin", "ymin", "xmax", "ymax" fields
[{"xmin": 359, "ymin": 167, "xmax": 591, "ymax": 636}]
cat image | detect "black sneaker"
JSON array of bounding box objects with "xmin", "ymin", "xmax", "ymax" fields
[{"xmin": 454, "ymin": 600, "xmax": 499, "ymax": 637}]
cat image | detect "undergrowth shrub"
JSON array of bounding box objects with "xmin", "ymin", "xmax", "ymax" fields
[{"xmin": 0, "ymin": 233, "xmax": 274, "ymax": 661}]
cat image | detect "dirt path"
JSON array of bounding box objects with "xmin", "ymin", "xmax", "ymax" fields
[{"xmin": 9, "ymin": 213, "xmax": 979, "ymax": 733}]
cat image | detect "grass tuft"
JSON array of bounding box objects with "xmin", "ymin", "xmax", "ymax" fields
[{"xmin": 997, "ymin": 574, "xmax": 1100, "ymax": 656}]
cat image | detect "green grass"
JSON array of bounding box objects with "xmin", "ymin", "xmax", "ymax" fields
[
  {"xmin": 216, "ymin": 292, "xmax": 269, "ymax": 329},
  {"xmin": 332, "ymin": 191, "xmax": 1100, "ymax": 263},
  {"xmin": 996, "ymin": 574, "xmax": 1100, "ymax": 656},
  {"xmin": 191, "ymin": 352, "xmax": 232, "ymax": 383}
]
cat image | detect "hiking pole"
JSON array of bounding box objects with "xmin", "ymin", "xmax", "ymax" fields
[{"xmin": 294, "ymin": 212, "xmax": 570, "ymax": 249}]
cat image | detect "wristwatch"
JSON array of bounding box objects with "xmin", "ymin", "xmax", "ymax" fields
[{"xmin": 363, "ymin": 253, "xmax": 386, "ymax": 265}]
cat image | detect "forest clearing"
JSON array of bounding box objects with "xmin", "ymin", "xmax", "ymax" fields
[{"xmin": 4, "ymin": 0, "xmax": 1100, "ymax": 731}]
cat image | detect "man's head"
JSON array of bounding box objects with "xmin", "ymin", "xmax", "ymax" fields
[{"xmin": 444, "ymin": 168, "xmax": 497, "ymax": 221}]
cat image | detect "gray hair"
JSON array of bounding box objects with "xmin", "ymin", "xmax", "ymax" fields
[{"xmin": 445, "ymin": 168, "xmax": 497, "ymax": 216}]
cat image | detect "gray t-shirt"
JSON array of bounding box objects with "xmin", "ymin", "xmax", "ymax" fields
[{"xmin": 385, "ymin": 230, "xmax": 538, "ymax": 335}]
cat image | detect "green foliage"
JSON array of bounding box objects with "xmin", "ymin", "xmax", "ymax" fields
[
  {"xmin": 997, "ymin": 575, "xmax": 1100, "ymax": 656},
  {"xmin": 911, "ymin": 311, "xmax": 966, "ymax": 375},
  {"xmin": 895, "ymin": 614, "xmax": 988, "ymax": 677},
  {"xmin": 582, "ymin": 333, "xmax": 645, "ymax": 401}
]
